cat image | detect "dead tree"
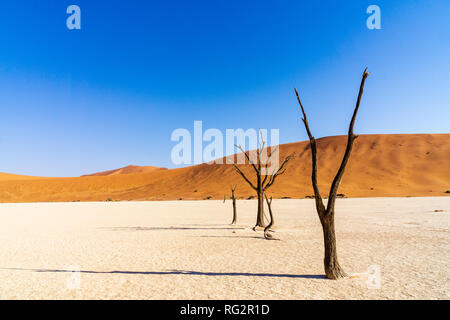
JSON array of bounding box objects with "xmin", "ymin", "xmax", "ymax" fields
[
  {"xmin": 229, "ymin": 185, "xmax": 238, "ymax": 225},
  {"xmin": 294, "ymin": 68, "xmax": 370, "ymax": 279},
  {"xmin": 264, "ymin": 195, "xmax": 277, "ymax": 240},
  {"xmin": 233, "ymin": 133, "xmax": 294, "ymax": 230}
]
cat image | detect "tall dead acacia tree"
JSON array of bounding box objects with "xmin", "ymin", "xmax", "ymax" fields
[
  {"xmin": 233, "ymin": 134, "xmax": 294, "ymax": 229},
  {"xmin": 294, "ymin": 68, "xmax": 370, "ymax": 279}
]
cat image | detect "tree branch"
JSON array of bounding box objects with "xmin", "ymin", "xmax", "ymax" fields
[
  {"xmin": 233, "ymin": 164, "xmax": 257, "ymax": 190},
  {"xmin": 326, "ymin": 68, "xmax": 369, "ymax": 213},
  {"xmin": 294, "ymin": 88, "xmax": 326, "ymax": 215},
  {"xmin": 264, "ymin": 145, "xmax": 279, "ymax": 168},
  {"xmin": 257, "ymin": 129, "xmax": 266, "ymax": 172},
  {"xmin": 261, "ymin": 145, "xmax": 279, "ymax": 185},
  {"xmin": 235, "ymin": 144, "xmax": 258, "ymax": 174},
  {"xmin": 263, "ymin": 154, "xmax": 295, "ymax": 190},
  {"xmin": 295, "ymin": 88, "xmax": 314, "ymax": 140}
]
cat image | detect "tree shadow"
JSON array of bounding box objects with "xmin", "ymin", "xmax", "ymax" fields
[
  {"xmin": 2, "ymin": 267, "xmax": 326, "ymax": 279},
  {"xmin": 99, "ymin": 226, "xmax": 246, "ymax": 231},
  {"xmin": 180, "ymin": 223, "xmax": 239, "ymax": 227},
  {"xmin": 195, "ymin": 235, "xmax": 266, "ymax": 240}
]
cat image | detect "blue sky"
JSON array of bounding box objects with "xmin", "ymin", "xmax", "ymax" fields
[{"xmin": 0, "ymin": 0, "xmax": 448, "ymax": 176}]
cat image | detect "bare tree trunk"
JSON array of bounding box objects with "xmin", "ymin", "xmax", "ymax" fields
[
  {"xmin": 231, "ymin": 190, "xmax": 237, "ymax": 224},
  {"xmin": 320, "ymin": 211, "xmax": 346, "ymax": 279},
  {"xmin": 226, "ymin": 185, "xmax": 238, "ymax": 225},
  {"xmin": 255, "ymin": 189, "xmax": 265, "ymax": 228}
]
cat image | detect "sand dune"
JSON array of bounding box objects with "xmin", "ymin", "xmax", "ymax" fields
[
  {"xmin": 82, "ymin": 165, "xmax": 167, "ymax": 177},
  {"xmin": 0, "ymin": 134, "xmax": 448, "ymax": 203},
  {"xmin": 0, "ymin": 173, "xmax": 45, "ymax": 181}
]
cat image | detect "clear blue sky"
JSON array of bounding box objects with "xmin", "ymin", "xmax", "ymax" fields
[{"xmin": 0, "ymin": 0, "xmax": 448, "ymax": 177}]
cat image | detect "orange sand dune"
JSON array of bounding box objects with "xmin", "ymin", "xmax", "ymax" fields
[
  {"xmin": 0, "ymin": 134, "xmax": 448, "ymax": 203},
  {"xmin": 82, "ymin": 165, "xmax": 167, "ymax": 177},
  {"xmin": 0, "ymin": 173, "xmax": 45, "ymax": 181}
]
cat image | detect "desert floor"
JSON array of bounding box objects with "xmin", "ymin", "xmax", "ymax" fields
[{"xmin": 0, "ymin": 197, "xmax": 449, "ymax": 299}]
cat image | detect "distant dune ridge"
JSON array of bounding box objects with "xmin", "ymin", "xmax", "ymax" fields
[
  {"xmin": 0, "ymin": 173, "xmax": 44, "ymax": 181},
  {"xmin": 82, "ymin": 165, "xmax": 167, "ymax": 177},
  {"xmin": 0, "ymin": 134, "xmax": 448, "ymax": 203}
]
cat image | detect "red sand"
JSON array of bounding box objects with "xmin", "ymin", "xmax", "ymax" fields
[{"xmin": 0, "ymin": 134, "xmax": 448, "ymax": 202}]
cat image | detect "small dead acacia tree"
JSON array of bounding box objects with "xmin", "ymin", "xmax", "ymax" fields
[
  {"xmin": 226, "ymin": 184, "xmax": 238, "ymax": 225},
  {"xmin": 294, "ymin": 68, "xmax": 370, "ymax": 279},
  {"xmin": 233, "ymin": 134, "xmax": 294, "ymax": 230}
]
